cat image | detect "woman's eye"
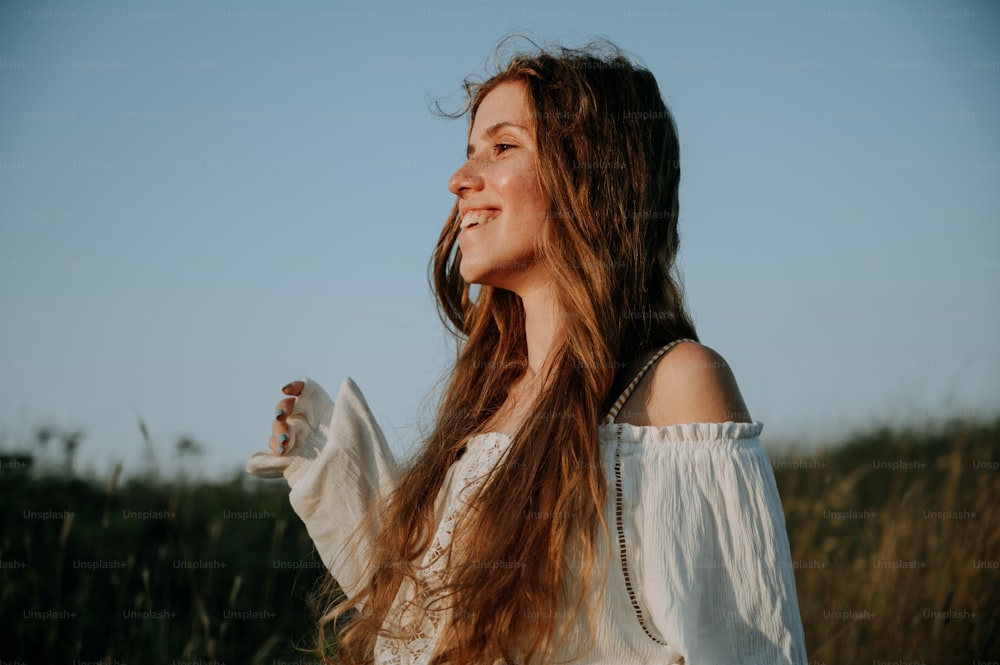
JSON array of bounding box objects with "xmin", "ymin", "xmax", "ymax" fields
[{"xmin": 495, "ymin": 143, "xmax": 516, "ymax": 154}]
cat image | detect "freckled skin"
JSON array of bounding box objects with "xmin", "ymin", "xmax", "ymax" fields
[{"xmin": 449, "ymin": 81, "xmax": 553, "ymax": 292}]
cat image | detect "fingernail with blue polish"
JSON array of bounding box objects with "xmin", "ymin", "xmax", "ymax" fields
[
  {"xmin": 282, "ymin": 383, "xmax": 292, "ymax": 392},
  {"xmin": 275, "ymin": 408, "xmax": 285, "ymax": 419},
  {"xmin": 277, "ymin": 445, "xmax": 286, "ymax": 454}
]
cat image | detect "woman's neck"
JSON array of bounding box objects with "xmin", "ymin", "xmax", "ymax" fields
[
  {"xmin": 475, "ymin": 282, "xmax": 561, "ymax": 437},
  {"xmin": 518, "ymin": 281, "xmax": 561, "ymax": 380}
]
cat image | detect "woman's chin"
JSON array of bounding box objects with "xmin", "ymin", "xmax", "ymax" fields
[
  {"xmin": 460, "ymin": 270, "xmax": 507, "ymax": 292},
  {"xmin": 458, "ymin": 259, "xmax": 489, "ymax": 286},
  {"xmin": 458, "ymin": 263, "xmax": 477, "ymax": 284},
  {"xmin": 459, "ymin": 260, "xmax": 538, "ymax": 293}
]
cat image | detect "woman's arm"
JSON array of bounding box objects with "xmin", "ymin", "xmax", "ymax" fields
[
  {"xmin": 612, "ymin": 342, "xmax": 807, "ymax": 663},
  {"xmin": 247, "ymin": 377, "xmax": 399, "ymax": 598},
  {"xmin": 616, "ymin": 429, "xmax": 808, "ymax": 664}
]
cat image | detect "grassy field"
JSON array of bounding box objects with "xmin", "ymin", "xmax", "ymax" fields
[
  {"xmin": 1, "ymin": 417, "xmax": 997, "ymax": 662},
  {"xmin": 774, "ymin": 416, "xmax": 999, "ymax": 662},
  {"xmin": 2, "ymin": 467, "xmax": 329, "ymax": 663}
]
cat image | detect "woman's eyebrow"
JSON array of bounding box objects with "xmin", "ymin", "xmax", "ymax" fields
[{"xmin": 466, "ymin": 121, "xmax": 530, "ymax": 158}]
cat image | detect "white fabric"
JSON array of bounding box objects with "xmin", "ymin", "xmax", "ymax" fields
[
  {"xmin": 374, "ymin": 431, "xmax": 513, "ymax": 665},
  {"xmin": 247, "ymin": 378, "xmax": 808, "ymax": 664},
  {"xmin": 247, "ymin": 377, "xmax": 398, "ymax": 598}
]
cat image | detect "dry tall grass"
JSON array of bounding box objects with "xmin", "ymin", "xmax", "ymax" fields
[{"xmin": 774, "ymin": 417, "xmax": 999, "ymax": 661}]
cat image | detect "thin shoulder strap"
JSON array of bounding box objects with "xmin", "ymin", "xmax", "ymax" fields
[{"xmin": 601, "ymin": 338, "xmax": 695, "ymax": 426}]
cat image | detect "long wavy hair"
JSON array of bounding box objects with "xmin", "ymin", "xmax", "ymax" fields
[{"xmin": 320, "ymin": 37, "xmax": 698, "ymax": 664}]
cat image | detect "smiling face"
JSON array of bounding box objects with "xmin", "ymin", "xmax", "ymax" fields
[{"xmin": 449, "ymin": 80, "xmax": 552, "ymax": 294}]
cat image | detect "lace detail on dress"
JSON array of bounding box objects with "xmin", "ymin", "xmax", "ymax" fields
[{"xmin": 374, "ymin": 432, "xmax": 513, "ymax": 665}]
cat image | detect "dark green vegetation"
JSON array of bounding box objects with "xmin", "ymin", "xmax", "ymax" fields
[
  {"xmin": 2, "ymin": 416, "xmax": 998, "ymax": 662},
  {"xmin": 2, "ymin": 466, "xmax": 328, "ymax": 663}
]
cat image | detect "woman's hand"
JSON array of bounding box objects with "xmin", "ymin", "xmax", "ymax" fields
[
  {"xmin": 270, "ymin": 381, "xmax": 304, "ymax": 455},
  {"xmin": 247, "ymin": 377, "xmax": 335, "ymax": 479}
]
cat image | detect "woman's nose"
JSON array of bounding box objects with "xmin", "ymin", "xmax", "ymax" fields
[{"xmin": 448, "ymin": 158, "xmax": 484, "ymax": 196}]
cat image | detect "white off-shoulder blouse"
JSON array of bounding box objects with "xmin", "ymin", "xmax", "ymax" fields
[{"xmin": 247, "ymin": 357, "xmax": 808, "ymax": 664}]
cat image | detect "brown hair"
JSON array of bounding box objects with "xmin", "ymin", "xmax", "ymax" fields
[{"xmin": 321, "ymin": 37, "xmax": 698, "ymax": 664}]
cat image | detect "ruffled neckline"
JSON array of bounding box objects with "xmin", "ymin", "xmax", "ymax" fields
[
  {"xmin": 604, "ymin": 419, "xmax": 764, "ymax": 443},
  {"xmin": 466, "ymin": 420, "xmax": 764, "ymax": 451}
]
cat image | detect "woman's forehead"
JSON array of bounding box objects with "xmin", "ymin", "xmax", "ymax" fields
[{"xmin": 471, "ymin": 80, "xmax": 533, "ymax": 135}]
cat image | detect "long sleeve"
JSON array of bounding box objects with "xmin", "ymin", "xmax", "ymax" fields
[
  {"xmin": 612, "ymin": 421, "xmax": 808, "ymax": 665},
  {"xmin": 247, "ymin": 377, "xmax": 398, "ymax": 598}
]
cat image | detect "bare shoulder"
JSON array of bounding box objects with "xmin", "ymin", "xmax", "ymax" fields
[{"xmin": 616, "ymin": 341, "xmax": 752, "ymax": 427}]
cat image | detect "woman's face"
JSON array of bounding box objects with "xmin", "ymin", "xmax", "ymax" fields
[{"xmin": 449, "ymin": 80, "xmax": 552, "ymax": 293}]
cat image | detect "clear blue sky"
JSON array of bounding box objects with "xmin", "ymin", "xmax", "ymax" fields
[{"xmin": 1, "ymin": 0, "xmax": 998, "ymax": 478}]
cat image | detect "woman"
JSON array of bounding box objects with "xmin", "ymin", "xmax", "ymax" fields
[{"xmin": 248, "ymin": 39, "xmax": 808, "ymax": 665}]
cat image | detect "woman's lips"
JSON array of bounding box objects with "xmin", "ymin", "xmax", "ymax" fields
[{"xmin": 459, "ymin": 210, "xmax": 499, "ymax": 229}]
